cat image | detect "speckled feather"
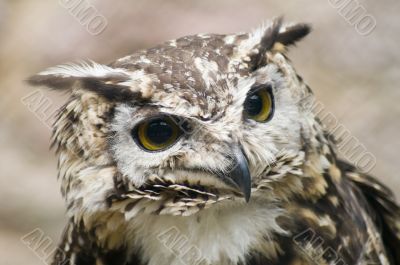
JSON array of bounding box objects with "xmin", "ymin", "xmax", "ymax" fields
[{"xmin": 29, "ymin": 18, "xmax": 400, "ymax": 265}]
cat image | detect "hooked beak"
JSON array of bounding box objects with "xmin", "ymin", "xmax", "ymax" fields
[{"xmin": 221, "ymin": 146, "xmax": 252, "ymax": 202}]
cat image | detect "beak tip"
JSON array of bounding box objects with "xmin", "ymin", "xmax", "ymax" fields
[
  {"xmin": 219, "ymin": 145, "xmax": 252, "ymax": 203},
  {"xmin": 242, "ymin": 182, "xmax": 251, "ymax": 203},
  {"xmin": 244, "ymin": 193, "xmax": 251, "ymax": 203}
]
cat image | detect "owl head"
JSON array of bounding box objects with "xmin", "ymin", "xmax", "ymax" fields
[{"xmin": 29, "ymin": 18, "xmax": 315, "ymax": 219}]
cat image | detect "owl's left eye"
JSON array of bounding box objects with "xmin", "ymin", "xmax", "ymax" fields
[
  {"xmin": 243, "ymin": 85, "xmax": 274, "ymax": 122},
  {"xmin": 133, "ymin": 116, "xmax": 183, "ymax": 151}
]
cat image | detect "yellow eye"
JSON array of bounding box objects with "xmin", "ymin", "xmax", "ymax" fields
[
  {"xmin": 243, "ymin": 86, "xmax": 274, "ymax": 122},
  {"xmin": 133, "ymin": 116, "xmax": 182, "ymax": 151}
]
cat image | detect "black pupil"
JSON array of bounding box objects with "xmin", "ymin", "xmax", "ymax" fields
[
  {"xmin": 147, "ymin": 119, "xmax": 173, "ymax": 144},
  {"xmin": 244, "ymin": 93, "xmax": 263, "ymax": 116}
]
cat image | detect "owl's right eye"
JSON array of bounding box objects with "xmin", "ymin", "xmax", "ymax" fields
[{"xmin": 132, "ymin": 116, "xmax": 183, "ymax": 152}]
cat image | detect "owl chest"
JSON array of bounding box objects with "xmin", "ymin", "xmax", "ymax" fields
[{"xmin": 123, "ymin": 200, "xmax": 285, "ymax": 265}]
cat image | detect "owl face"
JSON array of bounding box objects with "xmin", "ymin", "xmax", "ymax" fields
[
  {"xmin": 29, "ymin": 19, "xmax": 312, "ymax": 211},
  {"xmin": 110, "ymin": 62, "xmax": 303, "ymax": 198}
]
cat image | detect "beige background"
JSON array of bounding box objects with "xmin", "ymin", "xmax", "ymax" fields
[{"xmin": 0, "ymin": 0, "xmax": 399, "ymax": 264}]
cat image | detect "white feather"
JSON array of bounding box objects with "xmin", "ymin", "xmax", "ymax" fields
[
  {"xmin": 126, "ymin": 198, "xmax": 287, "ymax": 265},
  {"xmin": 37, "ymin": 60, "xmax": 128, "ymax": 78}
]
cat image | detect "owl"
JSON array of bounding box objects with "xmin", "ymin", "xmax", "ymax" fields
[{"xmin": 29, "ymin": 18, "xmax": 400, "ymax": 265}]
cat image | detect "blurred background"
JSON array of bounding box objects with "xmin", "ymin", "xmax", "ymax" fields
[{"xmin": 0, "ymin": 0, "xmax": 399, "ymax": 264}]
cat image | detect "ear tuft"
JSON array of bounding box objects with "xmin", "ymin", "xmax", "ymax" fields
[
  {"xmin": 247, "ymin": 18, "xmax": 311, "ymax": 70},
  {"xmin": 27, "ymin": 61, "xmax": 130, "ymax": 90},
  {"xmin": 27, "ymin": 61, "xmax": 141, "ymax": 101},
  {"xmin": 276, "ymin": 23, "xmax": 311, "ymax": 47},
  {"xmin": 34, "ymin": 60, "xmax": 128, "ymax": 78},
  {"xmin": 251, "ymin": 17, "xmax": 284, "ymax": 70},
  {"xmin": 27, "ymin": 74, "xmax": 77, "ymax": 90}
]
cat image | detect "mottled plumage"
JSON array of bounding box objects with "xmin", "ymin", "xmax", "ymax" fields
[{"xmin": 29, "ymin": 18, "xmax": 400, "ymax": 265}]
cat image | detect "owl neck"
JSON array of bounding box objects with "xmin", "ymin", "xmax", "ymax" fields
[{"xmin": 253, "ymin": 113, "xmax": 339, "ymax": 203}]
